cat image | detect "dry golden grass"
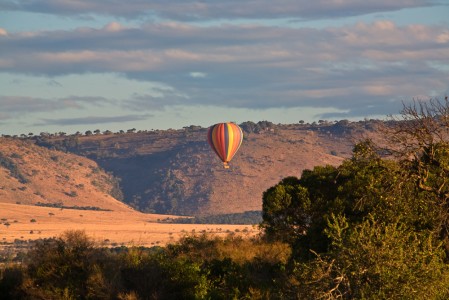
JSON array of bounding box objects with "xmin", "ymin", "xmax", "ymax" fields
[{"xmin": 0, "ymin": 203, "xmax": 259, "ymax": 247}]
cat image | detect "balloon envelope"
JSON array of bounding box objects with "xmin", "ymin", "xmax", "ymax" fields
[{"xmin": 207, "ymin": 122, "xmax": 243, "ymax": 168}]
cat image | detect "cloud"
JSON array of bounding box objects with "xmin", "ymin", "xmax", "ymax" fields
[
  {"xmin": 0, "ymin": 95, "xmax": 113, "ymax": 119},
  {"xmin": 37, "ymin": 114, "xmax": 151, "ymax": 126},
  {"xmin": 0, "ymin": 0, "xmax": 441, "ymax": 20},
  {"xmin": 2, "ymin": 21, "xmax": 447, "ymax": 73},
  {"xmin": 1, "ymin": 18, "xmax": 448, "ymax": 118},
  {"xmin": 47, "ymin": 79, "xmax": 62, "ymax": 87},
  {"xmin": 189, "ymin": 72, "xmax": 207, "ymax": 78},
  {"xmin": 59, "ymin": 96, "xmax": 114, "ymax": 106},
  {"xmin": 0, "ymin": 112, "xmax": 11, "ymax": 120},
  {"xmin": 125, "ymin": 89, "xmax": 188, "ymax": 110},
  {"xmin": 0, "ymin": 95, "xmax": 76, "ymax": 113}
]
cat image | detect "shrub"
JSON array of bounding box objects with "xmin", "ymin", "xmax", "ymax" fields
[
  {"xmin": 0, "ymin": 152, "xmax": 29, "ymax": 184},
  {"xmin": 25, "ymin": 230, "xmax": 117, "ymax": 299}
]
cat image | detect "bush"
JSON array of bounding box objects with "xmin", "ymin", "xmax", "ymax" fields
[
  {"xmin": 0, "ymin": 266, "xmax": 25, "ymax": 299},
  {"xmin": 25, "ymin": 230, "xmax": 117, "ymax": 299},
  {"xmin": 0, "ymin": 152, "xmax": 29, "ymax": 184}
]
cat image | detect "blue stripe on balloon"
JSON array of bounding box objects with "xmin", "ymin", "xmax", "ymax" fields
[{"xmin": 224, "ymin": 123, "xmax": 229, "ymax": 161}]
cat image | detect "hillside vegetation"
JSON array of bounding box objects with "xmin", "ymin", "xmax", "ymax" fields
[{"xmin": 30, "ymin": 120, "xmax": 380, "ymax": 215}]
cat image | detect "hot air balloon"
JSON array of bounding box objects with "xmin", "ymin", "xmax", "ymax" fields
[{"xmin": 207, "ymin": 122, "xmax": 243, "ymax": 168}]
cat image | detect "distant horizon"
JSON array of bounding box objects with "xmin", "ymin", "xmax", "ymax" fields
[{"xmin": 2, "ymin": 116, "xmax": 386, "ymax": 137}]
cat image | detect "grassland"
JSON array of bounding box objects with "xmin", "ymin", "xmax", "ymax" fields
[{"xmin": 0, "ymin": 202, "xmax": 258, "ymax": 248}]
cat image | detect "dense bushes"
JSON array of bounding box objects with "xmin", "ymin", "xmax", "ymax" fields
[
  {"xmin": 0, "ymin": 231, "xmax": 290, "ymax": 299},
  {"xmin": 258, "ymin": 138, "xmax": 449, "ymax": 298}
]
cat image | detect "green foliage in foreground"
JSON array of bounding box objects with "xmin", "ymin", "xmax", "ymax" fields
[
  {"xmin": 0, "ymin": 230, "xmax": 291, "ymax": 299},
  {"xmin": 260, "ymin": 138, "xmax": 449, "ymax": 299}
]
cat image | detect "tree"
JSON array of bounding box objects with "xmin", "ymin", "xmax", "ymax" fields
[
  {"xmin": 291, "ymin": 216, "xmax": 449, "ymax": 299},
  {"xmin": 382, "ymin": 97, "xmax": 449, "ymax": 249},
  {"xmin": 25, "ymin": 230, "xmax": 114, "ymax": 299},
  {"xmin": 260, "ymin": 97, "xmax": 449, "ymax": 298},
  {"xmin": 261, "ymin": 176, "xmax": 311, "ymax": 244},
  {"xmin": 262, "ymin": 144, "xmax": 398, "ymax": 255}
]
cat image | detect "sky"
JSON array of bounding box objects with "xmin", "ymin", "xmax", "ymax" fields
[{"xmin": 1, "ymin": 1, "xmax": 449, "ymax": 135}]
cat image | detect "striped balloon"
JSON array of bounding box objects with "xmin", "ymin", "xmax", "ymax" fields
[{"xmin": 207, "ymin": 122, "xmax": 243, "ymax": 168}]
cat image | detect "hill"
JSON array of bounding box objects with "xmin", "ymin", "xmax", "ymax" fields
[
  {"xmin": 30, "ymin": 120, "xmax": 381, "ymax": 216},
  {"xmin": 0, "ymin": 139, "xmax": 256, "ymax": 248},
  {"xmin": 0, "ymin": 138, "xmax": 128, "ymax": 212}
]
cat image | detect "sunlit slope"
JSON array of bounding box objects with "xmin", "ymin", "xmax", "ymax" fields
[{"xmin": 0, "ymin": 138, "xmax": 131, "ymax": 212}]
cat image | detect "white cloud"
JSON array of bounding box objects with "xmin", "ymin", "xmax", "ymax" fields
[
  {"xmin": 436, "ymin": 31, "xmax": 449, "ymax": 44},
  {"xmin": 103, "ymin": 22, "xmax": 125, "ymax": 32},
  {"xmin": 189, "ymin": 72, "xmax": 207, "ymax": 78}
]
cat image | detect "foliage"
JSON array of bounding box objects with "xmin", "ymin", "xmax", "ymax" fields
[
  {"xmin": 24, "ymin": 230, "xmax": 118, "ymax": 299},
  {"xmin": 165, "ymin": 211, "xmax": 262, "ymax": 224},
  {"xmin": 121, "ymin": 251, "xmax": 209, "ymax": 299},
  {"xmin": 35, "ymin": 202, "xmax": 112, "ymax": 211},
  {"xmin": 0, "ymin": 151, "xmax": 29, "ymax": 184},
  {"xmin": 0, "ymin": 232, "xmax": 289, "ymax": 299},
  {"xmin": 289, "ymin": 216, "xmax": 449, "ymax": 299},
  {"xmin": 259, "ymin": 136, "xmax": 449, "ymax": 297},
  {"xmin": 261, "ymin": 176, "xmax": 312, "ymax": 244},
  {"xmin": 240, "ymin": 120, "xmax": 276, "ymax": 133},
  {"xmin": 259, "ymin": 97, "xmax": 449, "ymax": 298}
]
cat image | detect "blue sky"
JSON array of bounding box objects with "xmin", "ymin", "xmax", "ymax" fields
[{"xmin": 1, "ymin": 1, "xmax": 448, "ymax": 135}]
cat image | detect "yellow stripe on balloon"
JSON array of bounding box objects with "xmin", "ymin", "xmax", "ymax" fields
[{"xmin": 227, "ymin": 123, "xmax": 234, "ymax": 161}]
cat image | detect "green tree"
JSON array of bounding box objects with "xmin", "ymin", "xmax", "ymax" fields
[
  {"xmin": 289, "ymin": 215, "xmax": 449, "ymax": 299},
  {"xmin": 25, "ymin": 230, "xmax": 116, "ymax": 299},
  {"xmin": 261, "ymin": 141, "xmax": 405, "ymax": 256},
  {"xmin": 383, "ymin": 97, "xmax": 449, "ymax": 250},
  {"xmin": 260, "ymin": 98, "xmax": 449, "ymax": 298},
  {"xmin": 261, "ymin": 176, "xmax": 311, "ymax": 244}
]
